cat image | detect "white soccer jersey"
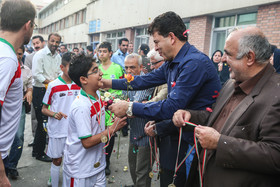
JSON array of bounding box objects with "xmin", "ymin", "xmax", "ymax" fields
[
  {"xmin": 0, "ymin": 39, "xmax": 23, "ymax": 159},
  {"xmin": 63, "ymin": 89, "xmax": 106, "ymax": 179},
  {"xmin": 42, "ymin": 76, "xmax": 80, "ymax": 138}
]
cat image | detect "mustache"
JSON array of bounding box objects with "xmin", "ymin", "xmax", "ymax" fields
[{"xmin": 35, "ymin": 47, "xmax": 40, "ymax": 50}]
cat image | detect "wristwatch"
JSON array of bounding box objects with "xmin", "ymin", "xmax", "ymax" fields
[{"xmin": 126, "ymin": 102, "xmax": 133, "ymax": 117}]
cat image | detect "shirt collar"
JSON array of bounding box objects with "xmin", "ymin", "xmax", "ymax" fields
[
  {"xmin": 171, "ymin": 42, "xmax": 190, "ymax": 63},
  {"xmin": 58, "ymin": 76, "xmax": 73, "ymax": 84},
  {"xmin": 80, "ymin": 89, "xmax": 97, "ymax": 101},
  {"xmin": 117, "ymin": 49, "xmax": 127, "ymax": 56},
  {"xmin": 237, "ymin": 63, "xmax": 268, "ymax": 95},
  {"xmin": 0, "ymin": 38, "xmax": 16, "ymax": 54}
]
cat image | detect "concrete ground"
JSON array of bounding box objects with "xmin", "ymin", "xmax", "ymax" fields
[{"xmin": 9, "ymin": 113, "xmax": 160, "ymax": 187}]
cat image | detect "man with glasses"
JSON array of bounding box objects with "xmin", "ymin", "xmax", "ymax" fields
[{"xmin": 0, "ymin": 0, "xmax": 36, "ymax": 186}]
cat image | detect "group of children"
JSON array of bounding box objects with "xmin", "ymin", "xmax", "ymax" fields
[{"xmin": 42, "ymin": 44, "xmax": 127, "ymax": 186}]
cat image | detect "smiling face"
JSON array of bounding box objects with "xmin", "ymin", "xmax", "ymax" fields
[
  {"xmin": 32, "ymin": 38, "xmax": 44, "ymax": 51},
  {"xmin": 152, "ymin": 31, "xmax": 173, "ymax": 61},
  {"xmin": 48, "ymin": 35, "xmax": 61, "ymax": 54},
  {"xmin": 85, "ymin": 62, "xmax": 104, "ymax": 91},
  {"xmin": 223, "ymin": 32, "xmax": 248, "ymax": 83}
]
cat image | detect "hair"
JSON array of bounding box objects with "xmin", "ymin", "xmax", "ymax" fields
[
  {"xmin": 61, "ymin": 52, "xmax": 73, "ymax": 66},
  {"xmin": 125, "ymin": 53, "xmax": 142, "ymax": 66},
  {"xmin": 139, "ymin": 44, "xmax": 150, "ymax": 55},
  {"xmin": 68, "ymin": 54, "xmax": 96, "ymax": 87},
  {"xmin": 32, "ymin": 35, "xmax": 44, "ymax": 42},
  {"xmin": 73, "ymin": 47, "xmax": 79, "ymax": 51},
  {"xmin": 236, "ymin": 33, "xmax": 272, "ymax": 64},
  {"xmin": 99, "ymin": 41, "xmax": 112, "ymax": 52},
  {"xmin": 148, "ymin": 11, "xmax": 187, "ymax": 42},
  {"xmin": 147, "ymin": 48, "xmax": 164, "ymax": 61},
  {"xmin": 0, "ymin": 0, "xmax": 36, "ymax": 32},
  {"xmin": 86, "ymin": 45, "xmax": 93, "ymax": 52},
  {"xmin": 60, "ymin": 44, "xmax": 67, "ymax": 49},
  {"xmin": 18, "ymin": 45, "xmax": 25, "ymax": 53},
  {"xmin": 48, "ymin": 33, "xmax": 61, "ymax": 42},
  {"xmin": 211, "ymin": 50, "xmax": 223, "ymax": 61},
  {"xmin": 118, "ymin": 38, "xmax": 129, "ymax": 45}
]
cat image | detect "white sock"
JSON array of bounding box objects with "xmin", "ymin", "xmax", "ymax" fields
[{"xmin": 51, "ymin": 163, "xmax": 60, "ymax": 187}]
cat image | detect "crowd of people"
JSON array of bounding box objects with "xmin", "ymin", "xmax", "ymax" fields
[{"xmin": 1, "ymin": 0, "xmax": 280, "ymax": 187}]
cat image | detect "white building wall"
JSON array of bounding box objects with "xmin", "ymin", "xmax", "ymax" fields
[{"xmin": 87, "ymin": 0, "xmax": 279, "ymax": 32}]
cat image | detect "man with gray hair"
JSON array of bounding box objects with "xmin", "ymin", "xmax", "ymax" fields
[
  {"xmin": 173, "ymin": 27, "xmax": 280, "ymax": 186},
  {"xmin": 123, "ymin": 53, "xmax": 154, "ymax": 187}
]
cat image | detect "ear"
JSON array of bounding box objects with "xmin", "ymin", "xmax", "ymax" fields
[
  {"xmin": 60, "ymin": 64, "xmax": 64, "ymax": 71},
  {"xmin": 80, "ymin": 76, "xmax": 87, "ymax": 86},
  {"xmin": 25, "ymin": 20, "xmax": 32, "ymax": 31},
  {"xmin": 246, "ymin": 50, "xmax": 256, "ymax": 66},
  {"xmin": 169, "ymin": 32, "xmax": 176, "ymax": 45}
]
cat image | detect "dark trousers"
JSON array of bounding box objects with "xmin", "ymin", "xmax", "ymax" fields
[
  {"xmin": 105, "ymin": 134, "xmax": 115, "ymax": 167},
  {"xmin": 160, "ymin": 167, "xmax": 186, "ymax": 187},
  {"xmin": 3, "ymin": 156, "xmax": 9, "ymax": 176},
  {"xmin": 32, "ymin": 86, "xmax": 48, "ymax": 157}
]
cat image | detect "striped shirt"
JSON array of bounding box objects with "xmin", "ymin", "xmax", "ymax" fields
[{"xmin": 125, "ymin": 72, "xmax": 154, "ymax": 146}]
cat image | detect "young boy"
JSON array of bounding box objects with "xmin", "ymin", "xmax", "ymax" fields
[
  {"xmin": 63, "ymin": 54, "xmax": 127, "ymax": 186},
  {"xmin": 98, "ymin": 41, "xmax": 124, "ymax": 175},
  {"xmin": 42, "ymin": 52, "xmax": 80, "ymax": 187}
]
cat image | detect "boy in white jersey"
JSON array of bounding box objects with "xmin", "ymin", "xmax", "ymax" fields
[
  {"xmin": 42, "ymin": 52, "xmax": 80, "ymax": 187},
  {"xmin": 63, "ymin": 54, "xmax": 127, "ymax": 187}
]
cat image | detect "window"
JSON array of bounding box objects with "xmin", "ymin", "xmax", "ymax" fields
[
  {"xmin": 211, "ymin": 12, "xmax": 257, "ymax": 55},
  {"xmin": 135, "ymin": 28, "xmax": 149, "ymax": 52},
  {"xmin": 82, "ymin": 9, "xmax": 86, "ymax": 23},
  {"xmin": 237, "ymin": 13, "xmax": 257, "ymax": 25},
  {"xmin": 65, "ymin": 17, "xmax": 69, "ymax": 28},
  {"xmin": 106, "ymin": 31, "xmax": 125, "ymax": 52}
]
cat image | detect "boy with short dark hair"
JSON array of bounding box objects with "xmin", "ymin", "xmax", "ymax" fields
[
  {"xmin": 63, "ymin": 54, "xmax": 127, "ymax": 186},
  {"xmin": 42, "ymin": 52, "xmax": 80, "ymax": 187}
]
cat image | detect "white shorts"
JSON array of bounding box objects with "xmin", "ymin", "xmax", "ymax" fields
[
  {"xmin": 62, "ymin": 170, "xmax": 106, "ymax": 187},
  {"xmin": 46, "ymin": 137, "xmax": 67, "ymax": 159}
]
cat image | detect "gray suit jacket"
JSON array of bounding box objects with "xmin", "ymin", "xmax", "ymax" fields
[{"xmin": 186, "ymin": 63, "xmax": 280, "ymax": 187}]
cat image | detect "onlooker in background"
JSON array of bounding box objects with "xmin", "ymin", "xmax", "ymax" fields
[
  {"xmin": 0, "ymin": 0, "xmax": 36, "ymax": 185},
  {"xmin": 128, "ymin": 42, "xmax": 134, "ymax": 54},
  {"xmin": 25, "ymin": 35, "xmax": 45, "ymax": 148},
  {"xmin": 60, "ymin": 44, "xmax": 68, "ymax": 57},
  {"xmin": 111, "ymin": 38, "xmax": 129, "ymax": 70},
  {"xmin": 211, "ymin": 50, "xmax": 230, "ymax": 85},
  {"xmin": 32, "ymin": 33, "xmax": 62, "ymax": 162},
  {"xmin": 98, "ymin": 41, "xmax": 124, "ymax": 175},
  {"xmin": 138, "ymin": 44, "xmax": 151, "ymax": 73},
  {"xmin": 73, "ymin": 47, "xmax": 79, "ymax": 55},
  {"xmin": 79, "ymin": 47, "xmax": 85, "ymax": 55},
  {"xmin": 86, "ymin": 45, "xmax": 94, "ymax": 58},
  {"xmin": 270, "ymin": 44, "xmax": 280, "ymax": 73},
  {"xmin": 123, "ymin": 54, "xmax": 154, "ymax": 187},
  {"xmin": 8, "ymin": 45, "xmax": 32, "ymax": 180}
]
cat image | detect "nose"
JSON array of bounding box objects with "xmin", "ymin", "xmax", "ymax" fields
[{"xmin": 221, "ymin": 53, "xmax": 227, "ymax": 62}]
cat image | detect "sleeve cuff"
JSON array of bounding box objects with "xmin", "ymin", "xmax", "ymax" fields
[
  {"xmin": 132, "ymin": 102, "xmax": 144, "ymax": 117},
  {"xmin": 78, "ymin": 134, "xmax": 92, "ymax": 139}
]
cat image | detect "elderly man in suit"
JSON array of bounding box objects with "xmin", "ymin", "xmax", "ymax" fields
[{"xmin": 173, "ymin": 27, "xmax": 280, "ymax": 186}]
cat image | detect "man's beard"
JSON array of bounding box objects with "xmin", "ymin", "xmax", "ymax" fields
[{"xmin": 23, "ymin": 34, "xmax": 31, "ymax": 45}]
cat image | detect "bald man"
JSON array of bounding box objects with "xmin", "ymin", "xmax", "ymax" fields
[{"xmin": 173, "ymin": 27, "xmax": 280, "ymax": 186}]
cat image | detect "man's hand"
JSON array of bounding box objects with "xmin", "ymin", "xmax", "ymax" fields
[
  {"xmin": 100, "ymin": 79, "xmax": 112, "ymax": 89},
  {"xmin": 195, "ymin": 125, "xmax": 221, "ymax": 150},
  {"xmin": 144, "ymin": 121, "xmax": 156, "ymax": 137},
  {"xmin": 109, "ymin": 117, "xmax": 127, "ymax": 134},
  {"xmin": 23, "ymin": 89, "xmax": 32, "ymax": 105},
  {"xmin": 172, "ymin": 110, "xmax": 191, "ymax": 127},
  {"xmin": 0, "ymin": 173, "xmax": 11, "ymax": 187},
  {"xmin": 54, "ymin": 112, "xmax": 67, "ymax": 120},
  {"xmin": 109, "ymin": 101, "xmax": 129, "ymax": 118}
]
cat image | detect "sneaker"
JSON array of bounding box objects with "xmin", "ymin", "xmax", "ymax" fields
[
  {"xmin": 47, "ymin": 177, "xmax": 52, "ymax": 187},
  {"xmin": 9, "ymin": 169, "xmax": 19, "ymax": 180}
]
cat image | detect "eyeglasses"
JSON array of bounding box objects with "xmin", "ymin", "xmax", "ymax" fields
[
  {"xmin": 87, "ymin": 67, "xmax": 100, "ymax": 76},
  {"xmin": 31, "ymin": 21, "xmax": 38, "ymax": 29},
  {"xmin": 151, "ymin": 60, "xmax": 163, "ymax": 66}
]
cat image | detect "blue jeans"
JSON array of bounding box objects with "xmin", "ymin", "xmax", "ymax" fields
[{"xmin": 8, "ymin": 105, "xmax": 25, "ymax": 170}]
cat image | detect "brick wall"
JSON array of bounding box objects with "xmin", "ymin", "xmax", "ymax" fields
[
  {"xmin": 257, "ymin": 3, "xmax": 280, "ymax": 47},
  {"xmin": 189, "ymin": 15, "xmax": 213, "ymax": 55}
]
